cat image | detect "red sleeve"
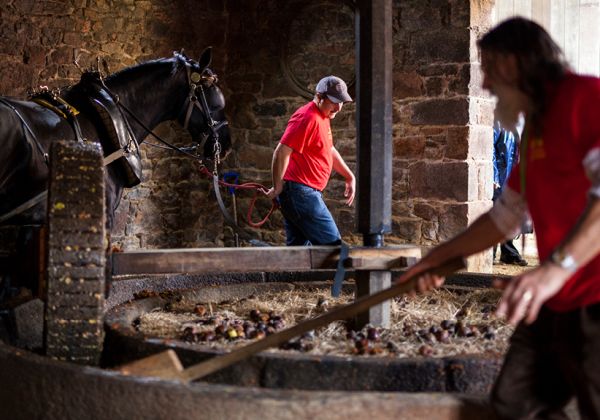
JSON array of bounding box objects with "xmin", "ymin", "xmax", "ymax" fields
[{"xmin": 280, "ymin": 111, "xmax": 318, "ymax": 154}]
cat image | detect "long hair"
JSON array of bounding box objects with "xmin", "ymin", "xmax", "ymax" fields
[{"xmin": 478, "ymin": 17, "xmax": 569, "ymax": 133}]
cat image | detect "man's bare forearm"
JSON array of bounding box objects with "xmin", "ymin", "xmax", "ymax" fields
[
  {"xmin": 331, "ymin": 147, "xmax": 354, "ymax": 182},
  {"xmin": 264, "ymin": 143, "xmax": 293, "ymax": 199},
  {"xmin": 332, "ymin": 147, "xmax": 356, "ymax": 205}
]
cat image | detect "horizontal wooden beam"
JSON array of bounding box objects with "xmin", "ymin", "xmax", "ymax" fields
[{"xmin": 111, "ymin": 245, "xmax": 421, "ymax": 276}]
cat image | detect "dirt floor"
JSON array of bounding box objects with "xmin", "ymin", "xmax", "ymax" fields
[{"xmin": 491, "ymin": 233, "xmax": 539, "ymax": 276}]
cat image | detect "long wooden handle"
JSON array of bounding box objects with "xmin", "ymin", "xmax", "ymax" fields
[{"xmin": 181, "ymin": 257, "xmax": 466, "ymax": 382}]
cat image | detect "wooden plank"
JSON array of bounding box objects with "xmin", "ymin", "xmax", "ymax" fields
[
  {"xmin": 532, "ymin": 0, "xmax": 551, "ymax": 29},
  {"xmin": 309, "ymin": 246, "xmax": 422, "ymax": 270},
  {"xmin": 495, "ymin": 0, "xmax": 515, "ymax": 23},
  {"xmin": 514, "ymin": 0, "xmax": 533, "ymax": 18},
  {"xmin": 120, "ymin": 349, "xmax": 184, "ymax": 381},
  {"xmin": 111, "ymin": 245, "xmax": 422, "ymax": 276},
  {"xmin": 550, "ymin": 0, "xmax": 566, "ymax": 53},
  {"xmin": 543, "ymin": 0, "xmax": 552, "ymax": 29},
  {"xmin": 349, "ymin": 257, "xmax": 415, "ymax": 270},
  {"xmin": 579, "ymin": 0, "xmax": 600, "ymax": 76},
  {"xmin": 564, "ymin": 0, "xmax": 580, "ymax": 71},
  {"xmin": 112, "ymin": 246, "xmax": 314, "ymax": 275}
]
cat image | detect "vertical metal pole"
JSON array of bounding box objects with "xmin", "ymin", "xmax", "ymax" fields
[
  {"xmin": 232, "ymin": 194, "xmax": 239, "ymax": 247},
  {"xmin": 355, "ymin": 0, "xmax": 393, "ymax": 328},
  {"xmin": 223, "ymin": 172, "xmax": 240, "ymax": 247}
]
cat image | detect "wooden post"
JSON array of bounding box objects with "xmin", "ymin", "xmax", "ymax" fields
[
  {"xmin": 355, "ymin": 0, "xmax": 394, "ymax": 328},
  {"xmin": 355, "ymin": 271, "xmax": 391, "ymax": 327}
]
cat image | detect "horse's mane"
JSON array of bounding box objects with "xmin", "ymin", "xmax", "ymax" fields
[{"xmin": 105, "ymin": 56, "xmax": 182, "ymax": 83}]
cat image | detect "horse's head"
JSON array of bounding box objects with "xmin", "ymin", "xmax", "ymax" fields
[{"xmin": 175, "ymin": 48, "xmax": 232, "ymax": 163}]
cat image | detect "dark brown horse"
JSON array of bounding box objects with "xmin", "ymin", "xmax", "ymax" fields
[{"xmin": 0, "ymin": 48, "xmax": 231, "ymax": 230}]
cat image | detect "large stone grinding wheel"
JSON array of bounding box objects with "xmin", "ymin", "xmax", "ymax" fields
[{"xmin": 45, "ymin": 140, "xmax": 106, "ymax": 365}]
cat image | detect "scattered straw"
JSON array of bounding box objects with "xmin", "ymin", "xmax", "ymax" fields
[{"xmin": 137, "ymin": 285, "xmax": 514, "ymax": 358}]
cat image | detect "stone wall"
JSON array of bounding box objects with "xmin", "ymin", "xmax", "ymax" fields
[
  {"xmin": 388, "ymin": 0, "xmax": 495, "ymax": 270},
  {"xmin": 222, "ymin": 0, "xmax": 358, "ymax": 246},
  {"xmin": 222, "ymin": 0, "xmax": 495, "ymax": 270},
  {"xmin": 0, "ymin": 0, "xmax": 495, "ymax": 271},
  {"xmin": 0, "ymin": 0, "xmax": 230, "ymax": 249}
]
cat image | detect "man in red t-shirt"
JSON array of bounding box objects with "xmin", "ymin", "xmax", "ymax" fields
[
  {"xmin": 262, "ymin": 76, "xmax": 355, "ymax": 245},
  {"xmin": 395, "ymin": 18, "xmax": 600, "ymax": 419}
]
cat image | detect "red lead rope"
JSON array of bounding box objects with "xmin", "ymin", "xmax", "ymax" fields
[{"xmin": 198, "ymin": 166, "xmax": 278, "ymax": 228}]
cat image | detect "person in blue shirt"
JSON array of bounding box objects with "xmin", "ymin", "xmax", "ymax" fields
[{"xmin": 493, "ymin": 119, "xmax": 528, "ymax": 266}]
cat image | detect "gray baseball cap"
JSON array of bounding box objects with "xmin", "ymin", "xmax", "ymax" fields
[{"xmin": 315, "ymin": 76, "xmax": 353, "ymax": 103}]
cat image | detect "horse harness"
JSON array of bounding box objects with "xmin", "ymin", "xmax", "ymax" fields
[
  {"xmin": 0, "ymin": 94, "xmax": 80, "ymax": 224},
  {"xmin": 31, "ymin": 89, "xmax": 85, "ymax": 145},
  {"xmin": 0, "ymin": 56, "xmax": 227, "ymax": 224},
  {"xmin": 182, "ymin": 61, "xmax": 228, "ymax": 171},
  {"xmin": 0, "ymin": 97, "xmax": 50, "ymax": 164},
  {"xmin": 114, "ymin": 55, "xmax": 228, "ymax": 176}
]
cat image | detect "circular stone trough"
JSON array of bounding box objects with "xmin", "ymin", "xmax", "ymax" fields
[
  {"xmin": 0, "ymin": 272, "xmax": 506, "ymax": 420},
  {"xmin": 102, "ymin": 273, "xmax": 508, "ymax": 395}
]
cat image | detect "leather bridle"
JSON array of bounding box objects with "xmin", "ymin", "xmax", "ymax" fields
[{"xmin": 179, "ymin": 56, "xmax": 228, "ymax": 175}]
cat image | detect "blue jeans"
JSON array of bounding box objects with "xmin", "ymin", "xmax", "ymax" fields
[{"xmin": 278, "ymin": 181, "xmax": 341, "ymax": 246}]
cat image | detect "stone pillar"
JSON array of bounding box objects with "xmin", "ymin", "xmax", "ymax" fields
[{"xmin": 392, "ymin": 0, "xmax": 495, "ymax": 272}]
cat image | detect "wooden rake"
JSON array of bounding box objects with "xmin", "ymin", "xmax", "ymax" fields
[{"xmin": 118, "ymin": 257, "xmax": 466, "ymax": 383}]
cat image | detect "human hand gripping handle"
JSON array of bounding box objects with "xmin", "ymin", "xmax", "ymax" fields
[
  {"xmin": 493, "ymin": 197, "xmax": 600, "ymax": 325},
  {"xmin": 403, "ymin": 253, "xmax": 570, "ymax": 326}
]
